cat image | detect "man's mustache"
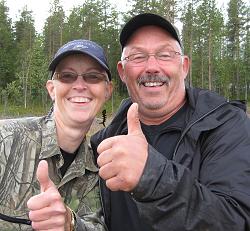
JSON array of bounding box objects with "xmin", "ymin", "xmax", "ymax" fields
[{"xmin": 137, "ymin": 74, "xmax": 170, "ymax": 86}]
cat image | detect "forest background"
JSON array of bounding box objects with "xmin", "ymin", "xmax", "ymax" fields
[{"xmin": 0, "ymin": 0, "xmax": 249, "ymax": 122}]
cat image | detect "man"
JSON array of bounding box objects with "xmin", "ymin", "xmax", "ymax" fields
[
  {"xmin": 91, "ymin": 13, "xmax": 250, "ymax": 231},
  {"xmin": 0, "ymin": 39, "xmax": 112, "ymax": 230}
]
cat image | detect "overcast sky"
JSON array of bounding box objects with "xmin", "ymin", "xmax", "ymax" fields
[{"xmin": 5, "ymin": 0, "xmax": 240, "ymax": 34}]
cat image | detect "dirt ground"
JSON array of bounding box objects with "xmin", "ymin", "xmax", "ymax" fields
[{"xmin": 87, "ymin": 116, "xmax": 113, "ymax": 137}]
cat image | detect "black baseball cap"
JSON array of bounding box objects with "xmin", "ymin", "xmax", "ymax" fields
[
  {"xmin": 49, "ymin": 39, "xmax": 111, "ymax": 80},
  {"xmin": 120, "ymin": 13, "xmax": 182, "ymax": 50}
]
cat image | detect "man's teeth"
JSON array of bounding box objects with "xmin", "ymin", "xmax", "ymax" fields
[
  {"xmin": 144, "ymin": 82, "xmax": 164, "ymax": 87},
  {"xmin": 70, "ymin": 97, "xmax": 90, "ymax": 103}
]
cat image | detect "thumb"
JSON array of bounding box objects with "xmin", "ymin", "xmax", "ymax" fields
[
  {"xmin": 127, "ymin": 103, "xmax": 143, "ymax": 135},
  {"xmin": 36, "ymin": 160, "xmax": 54, "ymax": 192}
]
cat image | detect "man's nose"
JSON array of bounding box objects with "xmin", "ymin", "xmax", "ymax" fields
[{"xmin": 145, "ymin": 55, "xmax": 161, "ymax": 73}]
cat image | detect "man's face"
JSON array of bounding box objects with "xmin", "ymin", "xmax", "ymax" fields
[
  {"xmin": 46, "ymin": 54, "xmax": 112, "ymax": 128},
  {"xmin": 117, "ymin": 26, "xmax": 189, "ymax": 124}
]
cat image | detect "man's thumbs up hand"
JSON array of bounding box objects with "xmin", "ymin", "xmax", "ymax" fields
[
  {"xmin": 127, "ymin": 103, "xmax": 144, "ymax": 136},
  {"xmin": 97, "ymin": 103, "xmax": 148, "ymax": 191},
  {"xmin": 27, "ymin": 160, "xmax": 70, "ymax": 231}
]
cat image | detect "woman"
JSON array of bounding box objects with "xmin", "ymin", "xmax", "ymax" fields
[{"xmin": 0, "ymin": 39, "xmax": 113, "ymax": 231}]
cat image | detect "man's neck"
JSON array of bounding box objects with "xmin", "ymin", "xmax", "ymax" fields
[{"xmin": 139, "ymin": 99, "xmax": 187, "ymax": 126}]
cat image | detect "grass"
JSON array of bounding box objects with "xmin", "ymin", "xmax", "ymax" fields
[
  {"xmin": 1, "ymin": 97, "xmax": 249, "ymax": 120},
  {"xmin": 0, "ymin": 93, "xmax": 126, "ymax": 119},
  {"xmin": 0, "ymin": 103, "xmax": 51, "ymax": 118}
]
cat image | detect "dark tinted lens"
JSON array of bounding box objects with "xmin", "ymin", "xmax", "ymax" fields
[
  {"xmin": 83, "ymin": 73, "xmax": 107, "ymax": 84},
  {"xmin": 59, "ymin": 72, "xmax": 78, "ymax": 83}
]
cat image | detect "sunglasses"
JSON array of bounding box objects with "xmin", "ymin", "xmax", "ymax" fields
[{"xmin": 54, "ymin": 71, "xmax": 108, "ymax": 84}]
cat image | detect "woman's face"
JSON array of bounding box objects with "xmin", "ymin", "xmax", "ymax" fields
[{"xmin": 46, "ymin": 54, "xmax": 112, "ymax": 128}]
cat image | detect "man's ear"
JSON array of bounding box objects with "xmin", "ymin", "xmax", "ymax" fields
[
  {"xmin": 117, "ymin": 61, "xmax": 126, "ymax": 83},
  {"xmin": 46, "ymin": 80, "xmax": 55, "ymax": 101},
  {"xmin": 182, "ymin": 55, "xmax": 190, "ymax": 79}
]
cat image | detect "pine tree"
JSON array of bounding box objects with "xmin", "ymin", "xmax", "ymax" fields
[
  {"xmin": 43, "ymin": 0, "xmax": 65, "ymax": 61},
  {"xmin": 0, "ymin": 0, "xmax": 16, "ymax": 88},
  {"xmin": 226, "ymin": 0, "xmax": 246, "ymax": 98},
  {"xmin": 14, "ymin": 6, "xmax": 36, "ymax": 108}
]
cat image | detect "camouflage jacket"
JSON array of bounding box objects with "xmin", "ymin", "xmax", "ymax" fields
[{"xmin": 0, "ymin": 112, "xmax": 106, "ymax": 231}]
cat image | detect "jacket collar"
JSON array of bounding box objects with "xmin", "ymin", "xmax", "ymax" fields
[
  {"xmin": 39, "ymin": 112, "xmax": 59, "ymax": 159},
  {"xmin": 186, "ymin": 87, "xmax": 227, "ymax": 120},
  {"xmin": 39, "ymin": 111, "xmax": 98, "ymax": 173}
]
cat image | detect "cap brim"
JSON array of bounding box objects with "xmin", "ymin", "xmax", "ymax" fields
[{"xmin": 120, "ymin": 13, "xmax": 181, "ymax": 49}]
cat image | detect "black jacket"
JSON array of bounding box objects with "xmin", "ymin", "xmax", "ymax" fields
[{"xmin": 91, "ymin": 88, "xmax": 250, "ymax": 231}]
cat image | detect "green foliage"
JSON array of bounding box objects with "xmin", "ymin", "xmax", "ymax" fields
[
  {"xmin": 63, "ymin": 7, "xmax": 83, "ymax": 42},
  {"xmin": 0, "ymin": 0, "xmax": 16, "ymax": 88},
  {"xmin": 14, "ymin": 6, "xmax": 35, "ymax": 51},
  {"xmin": 0, "ymin": 0, "xmax": 249, "ymax": 119},
  {"xmin": 11, "ymin": 8, "xmax": 48, "ymax": 108},
  {"xmin": 226, "ymin": 0, "xmax": 248, "ymax": 98},
  {"xmin": 181, "ymin": 0, "xmax": 249, "ymax": 100},
  {"xmin": 125, "ymin": 0, "xmax": 179, "ymax": 22},
  {"xmin": 43, "ymin": 0, "xmax": 65, "ymax": 60}
]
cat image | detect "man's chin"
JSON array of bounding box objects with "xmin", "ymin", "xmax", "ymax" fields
[{"xmin": 140, "ymin": 100, "xmax": 166, "ymax": 111}]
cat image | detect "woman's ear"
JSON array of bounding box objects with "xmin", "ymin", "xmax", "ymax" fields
[
  {"xmin": 105, "ymin": 81, "xmax": 113, "ymax": 101},
  {"xmin": 46, "ymin": 80, "xmax": 55, "ymax": 101}
]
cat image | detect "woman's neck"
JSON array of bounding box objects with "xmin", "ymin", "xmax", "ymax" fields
[{"xmin": 55, "ymin": 118, "xmax": 91, "ymax": 153}]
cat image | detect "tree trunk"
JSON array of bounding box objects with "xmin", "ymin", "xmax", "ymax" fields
[{"xmin": 208, "ymin": 24, "xmax": 212, "ymax": 90}]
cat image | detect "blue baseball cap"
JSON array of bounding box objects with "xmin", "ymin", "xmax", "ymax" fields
[
  {"xmin": 49, "ymin": 39, "xmax": 111, "ymax": 80},
  {"xmin": 120, "ymin": 13, "xmax": 182, "ymax": 50}
]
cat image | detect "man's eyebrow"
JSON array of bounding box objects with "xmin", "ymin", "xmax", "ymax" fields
[
  {"xmin": 126, "ymin": 43, "xmax": 179, "ymax": 53},
  {"xmin": 155, "ymin": 43, "xmax": 179, "ymax": 51},
  {"xmin": 126, "ymin": 46, "xmax": 146, "ymax": 53}
]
